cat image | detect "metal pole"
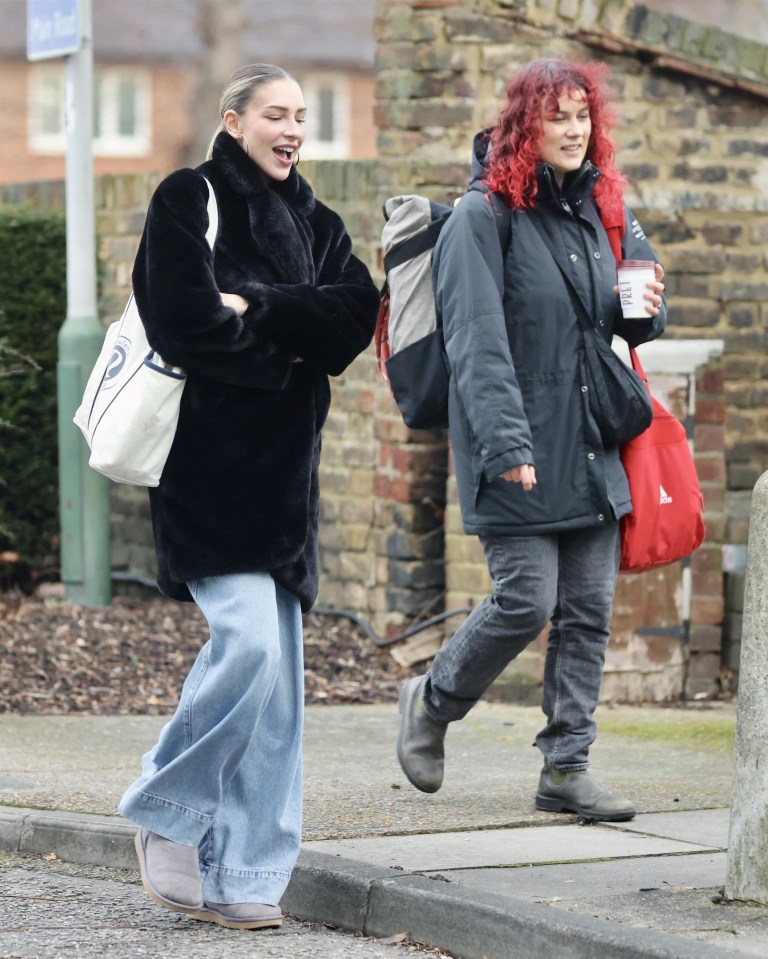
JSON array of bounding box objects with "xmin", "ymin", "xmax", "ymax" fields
[{"xmin": 57, "ymin": 0, "xmax": 111, "ymax": 605}]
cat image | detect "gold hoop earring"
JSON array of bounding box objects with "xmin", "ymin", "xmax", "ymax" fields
[
  {"xmin": 293, "ymin": 150, "xmax": 300, "ymax": 166},
  {"xmin": 238, "ymin": 133, "xmax": 250, "ymax": 157}
]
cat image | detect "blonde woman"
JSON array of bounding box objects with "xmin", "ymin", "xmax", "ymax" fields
[{"xmin": 119, "ymin": 64, "xmax": 378, "ymax": 929}]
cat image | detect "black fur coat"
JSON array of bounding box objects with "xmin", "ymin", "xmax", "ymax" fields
[{"xmin": 131, "ymin": 131, "xmax": 378, "ymax": 610}]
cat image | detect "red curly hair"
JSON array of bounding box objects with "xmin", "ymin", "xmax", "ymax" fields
[{"xmin": 484, "ymin": 58, "xmax": 626, "ymax": 223}]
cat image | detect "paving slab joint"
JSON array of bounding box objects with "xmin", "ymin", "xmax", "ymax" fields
[{"xmin": 0, "ymin": 806, "xmax": 33, "ymax": 854}]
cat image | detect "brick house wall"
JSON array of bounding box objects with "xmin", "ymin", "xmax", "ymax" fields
[
  {"xmin": 0, "ymin": 59, "xmax": 376, "ymax": 186},
  {"xmin": 0, "ymin": 58, "xmax": 196, "ymax": 184},
  {"xmin": 348, "ymin": 75, "xmax": 379, "ymax": 160}
]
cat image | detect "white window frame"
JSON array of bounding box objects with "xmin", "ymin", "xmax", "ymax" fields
[
  {"xmin": 29, "ymin": 63, "xmax": 151, "ymax": 157},
  {"xmin": 298, "ymin": 73, "xmax": 350, "ymax": 160}
]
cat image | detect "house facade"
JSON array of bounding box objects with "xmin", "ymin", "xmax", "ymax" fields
[{"xmin": 0, "ymin": 0, "xmax": 377, "ymax": 185}]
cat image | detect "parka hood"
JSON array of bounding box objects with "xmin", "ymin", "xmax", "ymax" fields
[{"xmin": 469, "ymin": 128, "xmax": 493, "ymax": 186}]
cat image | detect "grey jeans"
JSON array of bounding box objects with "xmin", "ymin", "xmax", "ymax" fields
[{"xmin": 424, "ymin": 523, "xmax": 620, "ymax": 770}]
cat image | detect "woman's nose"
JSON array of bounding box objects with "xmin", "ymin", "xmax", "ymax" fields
[{"xmin": 284, "ymin": 118, "xmax": 302, "ymax": 139}]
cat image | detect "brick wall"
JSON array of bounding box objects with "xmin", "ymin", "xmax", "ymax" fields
[
  {"xmin": 374, "ymin": 0, "xmax": 768, "ymax": 495},
  {"xmin": 371, "ymin": 0, "xmax": 767, "ymax": 695},
  {"xmin": 2, "ymin": 0, "xmax": 766, "ymax": 699}
]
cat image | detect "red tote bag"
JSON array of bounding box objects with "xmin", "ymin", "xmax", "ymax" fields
[
  {"xmin": 619, "ymin": 350, "xmax": 705, "ymax": 574},
  {"xmin": 599, "ymin": 204, "xmax": 706, "ymax": 573}
]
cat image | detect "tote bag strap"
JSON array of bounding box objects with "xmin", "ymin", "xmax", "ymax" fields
[
  {"xmin": 202, "ymin": 176, "xmax": 219, "ymax": 250},
  {"xmin": 627, "ymin": 340, "xmax": 648, "ymax": 388},
  {"xmin": 526, "ymin": 212, "xmax": 598, "ymax": 337}
]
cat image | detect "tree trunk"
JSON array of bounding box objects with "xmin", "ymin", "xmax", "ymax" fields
[{"xmin": 183, "ymin": 0, "xmax": 245, "ymax": 167}]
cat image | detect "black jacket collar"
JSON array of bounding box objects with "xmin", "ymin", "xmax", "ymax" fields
[{"xmin": 537, "ymin": 160, "xmax": 601, "ymax": 210}]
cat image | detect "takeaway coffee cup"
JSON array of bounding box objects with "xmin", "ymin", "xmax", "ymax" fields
[{"xmin": 617, "ymin": 259, "xmax": 656, "ymax": 319}]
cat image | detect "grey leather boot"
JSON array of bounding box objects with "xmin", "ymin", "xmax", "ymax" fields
[
  {"xmin": 135, "ymin": 828, "xmax": 204, "ymax": 912},
  {"xmin": 535, "ymin": 765, "xmax": 636, "ymax": 821},
  {"xmin": 397, "ymin": 675, "xmax": 447, "ymax": 793}
]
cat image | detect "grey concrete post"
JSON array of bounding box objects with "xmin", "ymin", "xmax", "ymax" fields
[
  {"xmin": 725, "ymin": 469, "xmax": 768, "ymax": 903},
  {"xmin": 57, "ymin": 0, "xmax": 111, "ymax": 606}
]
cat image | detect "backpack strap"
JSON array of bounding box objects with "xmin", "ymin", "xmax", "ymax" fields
[
  {"xmin": 488, "ymin": 191, "xmax": 514, "ymax": 257},
  {"xmin": 473, "ymin": 186, "xmax": 513, "ymax": 257},
  {"xmin": 202, "ymin": 176, "xmax": 219, "ymax": 250}
]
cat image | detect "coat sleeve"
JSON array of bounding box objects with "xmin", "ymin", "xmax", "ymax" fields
[
  {"xmin": 613, "ymin": 204, "xmax": 667, "ymax": 348},
  {"xmin": 243, "ymin": 207, "xmax": 380, "ymax": 377},
  {"xmin": 131, "ymin": 169, "xmax": 295, "ymax": 390},
  {"xmin": 432, "ymin": 192, "xmax": 534, "ymax": 480}
]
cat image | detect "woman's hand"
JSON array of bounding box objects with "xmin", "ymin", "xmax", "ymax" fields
[
  {"xmin": 500, "ymin": 464, "xmax": 537, "ymax": 491},
  {"xmin": 643, "ymin": 262, "xmax": 665, "ymax": 317},
  {"xmin": 220, "ymin": 292, "xmax": 250, "ymax": 316},
  {"xmin": 612, "ymin": 262, "xmax": 665, "ymax": 317}
]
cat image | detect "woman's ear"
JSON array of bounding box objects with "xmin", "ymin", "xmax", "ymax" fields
[{"xmin": 222, "ymin": 109, "xmax": 240, "ymax": 138}]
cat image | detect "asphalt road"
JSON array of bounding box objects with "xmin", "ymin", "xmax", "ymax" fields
[{"xmin": 0, "ymin": 852, "xmax": 447, "ymax": 959}]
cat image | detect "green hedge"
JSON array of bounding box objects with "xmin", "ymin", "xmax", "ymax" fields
[{"xmin": 0, "ymin": 206, "xmax": 66, "ymax": 566}]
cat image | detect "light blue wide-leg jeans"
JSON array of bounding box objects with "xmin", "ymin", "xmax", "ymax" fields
[{"xmin": 118, "ymin": 572, "xmax": 304, "ymax": 906}]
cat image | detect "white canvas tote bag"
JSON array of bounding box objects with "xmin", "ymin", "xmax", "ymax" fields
[{"xmin": 74, "ymin": 177, "xmax": 218, "ymax": 486}]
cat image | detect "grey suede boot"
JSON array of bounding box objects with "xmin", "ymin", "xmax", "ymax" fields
[
  {"xmin": 397, "ymin": 675, "xmax": 447, "ymax": 793},
  {"xmin": 135, "ymin": 828, "xmax": 204, "ymax": 913},
  {"xmin": 198, "ymin": 901, "xmax": 283, "ymax": 930},
  {"xmin": 535, "ymin": 765, "xmax": 636, "ymax": 821}
]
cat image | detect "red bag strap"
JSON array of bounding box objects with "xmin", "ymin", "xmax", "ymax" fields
[
  {"xmin": 374, "ymin": 291, "xmax": 391, "ymax": 385},
  {"xmin": 628, "ymin": 343, "xmax": 649, "ymax": 392},
  {"xmin": 597, "ymin": 201, "xmax": 625, "ymax": 264},
  {"xmin": 597, "ymin": 201, "xmax": 646, "ymax": 384}
]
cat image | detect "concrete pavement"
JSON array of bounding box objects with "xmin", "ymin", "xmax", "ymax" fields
[{"xmin": 2, "ymin": 701, "xmax": 764, "ymax": 959}]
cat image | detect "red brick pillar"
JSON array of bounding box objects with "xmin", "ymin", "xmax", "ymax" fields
[
  {"xmin": 687, "ymin": 363, "xmax": 727, "ymax": 697},
  {"xmin": 371, "ymin": 395, "xmax": 448, "ymax": 638}
]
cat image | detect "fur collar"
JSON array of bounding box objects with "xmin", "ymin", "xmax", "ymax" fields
[
  {"xmin": 210, "ymin": 130, "xmax": 315, "ymax": 216},
  {"xmin": 206, "ymin": 130, "xmax": 316, "ymax": 284}
]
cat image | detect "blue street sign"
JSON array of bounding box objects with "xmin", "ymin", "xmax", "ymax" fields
[{"xmin": 27, "ymin": 0, "xmax": 81, "ymax": 61}]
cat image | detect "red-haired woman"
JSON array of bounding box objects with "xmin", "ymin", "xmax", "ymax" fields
[{"xmin": 396, "ymin": 58, "xmax": 666, "ymax": 821}]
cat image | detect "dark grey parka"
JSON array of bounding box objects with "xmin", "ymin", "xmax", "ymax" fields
[{"xmin": 432, "ymin": 141, "xmax": 666, "ymax": 536}]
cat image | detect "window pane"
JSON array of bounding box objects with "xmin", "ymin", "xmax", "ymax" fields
[
  {"xmin": 93, "ymin": 74, "xmax": 102, "ymax": 138},
  {"xmin": 117, "ymin": 75, "xmax": 137, "ymax": 136},
  {"xmin": 318, "ymin": 87, "xmax": 334, "ymax": 142},
  {"xmin": 39, "ymin": 73, "xmax": 63, "ymax": 135}
]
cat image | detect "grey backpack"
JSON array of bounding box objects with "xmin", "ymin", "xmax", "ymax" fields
[{"xmin": 375, "ymin": 192, "xmax": 511, "ymax": 430}]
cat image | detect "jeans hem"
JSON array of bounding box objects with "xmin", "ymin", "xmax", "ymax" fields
[
  {"xmin": 202, "ymin": 864, "xmax": 294, "ymax": 905},
  {"xmin": 204, "ymin": 863, "xmax": 293, "ymax": 881},
  {"xmin": 119, "ymin": 789, "xmax": 213, "ymax": 846}
]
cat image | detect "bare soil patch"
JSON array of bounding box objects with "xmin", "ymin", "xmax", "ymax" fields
[{"xmin": 0, "ymin": 589, "xmax": 418, "ymax": 715}]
